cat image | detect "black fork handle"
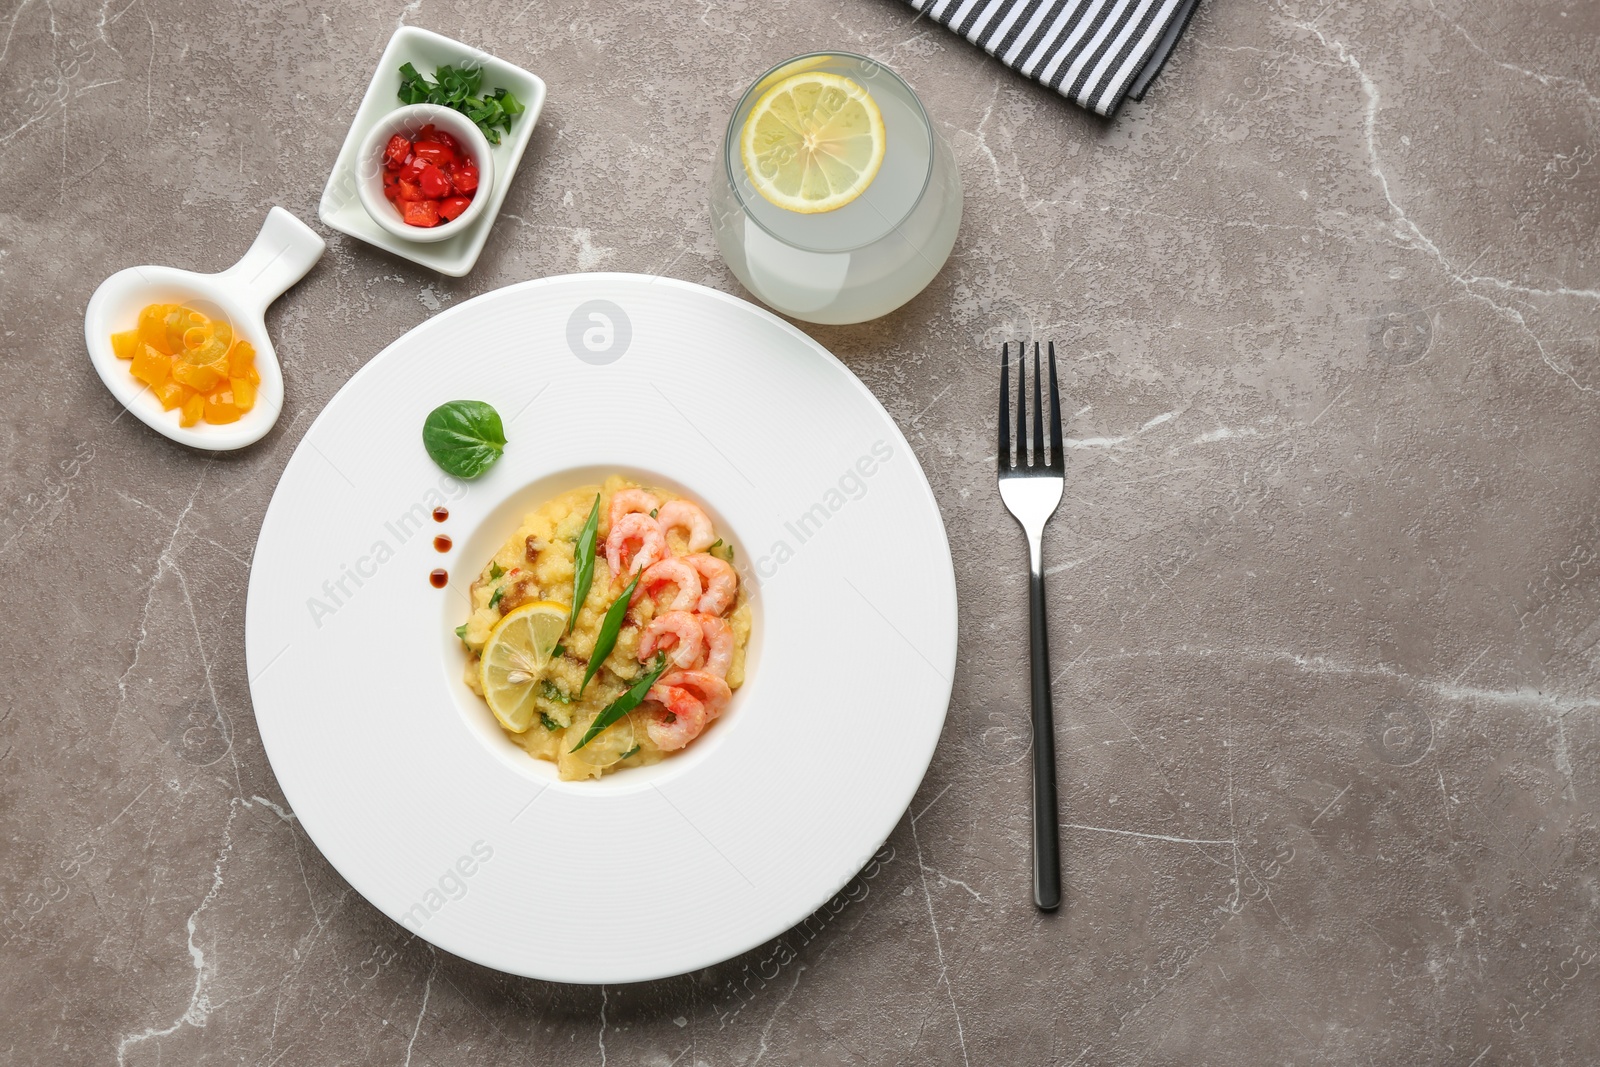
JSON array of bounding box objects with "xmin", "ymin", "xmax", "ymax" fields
[{"xmin": 1028, "ymin": 546, "xmax": 1061, "ymax": 910}]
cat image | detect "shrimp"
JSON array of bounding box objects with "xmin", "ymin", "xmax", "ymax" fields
[
  {"xmin": 605, "ymin": 512, "xmax": 665, "ymax": 581},
  {"xmin": 645, "ymin": 669, "xmax": 732, "ymax": 751},
  {"xmin": 644, "ymin": 688, "xmax": 707, "ymax": 752},
  {"xmin": 684, "ymin": 553, "xmax": 738, "ymax": 615},
  {"xmin": 638, "ymin": 610, "xmax": 706, "ymax": 668},
  {"xmin": 639, "ymin": 557, "xmax": 702, "ymax": 609},
  {"xmin": 698, "ymin": 614, "xmax": 734, "ymax": 677},
  {"xmin": 608, "ymin": 488, "xmax": 659, "ymax": 533},
  {"xmin": 656, "ymin": 499, "xmax": 716, "ymax": 552}
]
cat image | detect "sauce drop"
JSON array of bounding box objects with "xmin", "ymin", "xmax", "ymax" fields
[
  {"xmin": 429, "ymin": 568, "xmax": 448, "ymax": 588},
  {"xmin": 433, "ymin": 506, "xmax": 449, "ymax": 522},
  {"xmin": 434, "ymin": 534, "xmax": 452, "ymax": 552}
]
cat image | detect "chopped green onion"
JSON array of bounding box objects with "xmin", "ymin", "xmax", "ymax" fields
[
  {"xmin": 397, "ymin": 62, "xmax": 524, "ymax": 144},
  {"xmin": 570, "ymin": 653, "xmax": 668, "ymax": 752},
  {"xmin": 581, "ymin": 572, "xmax": 639, "ymax": 696},
  {"xmin": 568, "ymin": 495, "xmax": 600, "ymax": 634}
]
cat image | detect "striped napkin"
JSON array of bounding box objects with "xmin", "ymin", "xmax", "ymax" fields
[{"xmin": 910, "ymin": 0, "xmax": 1200, "ymax": 115}]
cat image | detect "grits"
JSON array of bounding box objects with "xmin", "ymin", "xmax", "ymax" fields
[{"xmin": 460, "ymin": 476, "xmax": 750, "ymax": 780}]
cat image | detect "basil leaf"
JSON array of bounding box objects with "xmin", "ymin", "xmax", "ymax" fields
[
  {"xmin": 489, "ymin": 563, "xmax": 504, "ymax": 581},
  {"xmin": 539, "ymin": 711, "xmax": 563, "ymax": 732},
  {"xmin": 539, "ymin": 679, "xmax": 571, "ymax": 705},
  {"xmin": 488, "ymin": 585, "xmax": 504, "ymax": 610},
  {"xmin": 568, "ymin": 495, "xmax": 600, "ymax": 634},
  {"xmin": 570, "ymin": 653, "xmax": 668, "ymax": 752},
  {"xmin": 454, "ymin": 623, "xmax": 468, "ymax": 641},
  {"xmin": 422, "ymin": 400, "xmax": 506, "ymax": 479},
  {"xmin": 580, "ymin": 572, "xmax": 639, "ymax": 696}
]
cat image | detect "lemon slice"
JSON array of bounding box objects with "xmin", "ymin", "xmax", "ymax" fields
[
  {"xmin": 479, "ymin": 601, "xmax": 569, "ymax": 733},
  {"xmin": 740, "ymin": 71, "xmax": 886, "ymax": 214}
]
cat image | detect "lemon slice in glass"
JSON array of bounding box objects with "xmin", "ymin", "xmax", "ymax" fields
[
  {"xmin": 740, "ymin": 71, "xmax": 887, "ymax": 214},
  {"xmin": 479, "ymin": 601, "xmax": 569, "ymax": 733}
]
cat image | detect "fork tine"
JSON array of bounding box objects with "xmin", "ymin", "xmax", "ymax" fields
[
  {"xmin": 1032, "ymin": 342, "xmax": 1045, "ymax": 466},
  {"xmin": 997, "ymin": 343, "xmax": 1011, "ymax": 471},
  {"xmin": 1047, "ymin": 341, "xmax": 1064, "ymax": 471},
  {"xmin": 1016, "ymin": 340, "xmax": 1028, "ymax": 466}
]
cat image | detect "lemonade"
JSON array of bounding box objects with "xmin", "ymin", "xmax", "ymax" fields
[{"xmin": 710, "ymin": 54, "xmax": 962, "ymax": 325}]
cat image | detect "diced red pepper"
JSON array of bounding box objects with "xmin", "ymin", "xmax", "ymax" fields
[
  {"xmin": 383, "ymin": 134, "xmax": 411, "ymax": 170},
  {"xmin": 381, "ymin": 126, "xmax": 479, "ymax": 227},
  {"xmin": 401, "ymin": 199, "xmax": 440, "ymax": 227},
  {"xmin": 413, "ymin": 140, "xmax": 457, "ymax": 166},
  {"xmin": 418, "ymin": 163, "xmax": 451, "ymax": 199}
]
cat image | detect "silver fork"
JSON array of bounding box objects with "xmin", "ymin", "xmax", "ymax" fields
[{"xmin": 997, "ymin": 341, "xmax": 1065, "ymax": 911}]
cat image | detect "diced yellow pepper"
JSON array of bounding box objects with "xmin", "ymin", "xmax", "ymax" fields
[
  {"xmin": 139, "ymin": 303, "xmax": 177, "ymax": 355},
  {"xmin": 153, "ymin": 380, "xmax": 190, "ymax": 411},
  {"xmin": 111, "ymin": 329, "xmax": 141, "ymax": 360},
  {"xmin": 179, "ymin": 392, "xmax": 205, "ymax": 427},
  {"xmin": 184, "ymin": 322, "xmax": 232, "ymax": 365},
  {"xmin": 172, "ymin": 358, "xmax": 224, "ymax": 393},
  {"xmin": 164, "ymin": 305, "xmax": 206, "ymax": 354},
  {"xmin": 204, "ymin": 387, "xmax": 242, "ymax": 425},
  {"xmin": 131, "ymin": 344, "xmax": 173, "ymax": 388},
  {"xmin": 228, "ymin": 339, "xmax": 256, "ymax": 377},
  {"xmin": 125, "ymin": 303, "xmax": 259, "ymax": 428}
]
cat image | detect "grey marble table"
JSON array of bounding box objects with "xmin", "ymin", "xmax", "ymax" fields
[{"xmin": 3, "ymin": 0, "xmax": 1598, "ymax": 1063}]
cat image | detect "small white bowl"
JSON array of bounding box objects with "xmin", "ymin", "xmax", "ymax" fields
[
  {"xmin": 84, "ymin": 207, "xmax": 325, "ymax": 451},
  {"xmin": 356, "ymin": 103, "xmax": 495, "ymax": 244}
]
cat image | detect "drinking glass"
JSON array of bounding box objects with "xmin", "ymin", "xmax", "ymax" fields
[{"xmin": 709, "ymin": 53, "xmax": 963, "ymax": 325}]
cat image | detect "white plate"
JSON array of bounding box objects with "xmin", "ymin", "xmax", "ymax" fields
[
  {"xmin": 246, "ymin": 274, "xmax": 957, "ymax": 983},
  {"xmin": 318, "ymin": 27, "xmax": 546, "ymax": 277}
]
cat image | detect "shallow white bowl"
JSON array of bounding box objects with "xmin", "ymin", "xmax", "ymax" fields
[
  {"xmin": 83, "ymin": 208, "xmax": 325, "ymax": 451},
  {"xmin": 357, "ymin": 103, "xmax": 495, "ymax": 244},
  {"xmin": 245, "ymin": 274, "xmax": 957, "ymax": 983}
]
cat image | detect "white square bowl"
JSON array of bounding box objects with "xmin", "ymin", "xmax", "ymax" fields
[{"xmin": 319, "ymin": 27, "xmax": 546, "ymax": 277}]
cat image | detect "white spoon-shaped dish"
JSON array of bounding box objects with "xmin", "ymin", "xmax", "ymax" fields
[{"xmin": 84, "ymin": 207, "xmax": 325, "ymax": 450}]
